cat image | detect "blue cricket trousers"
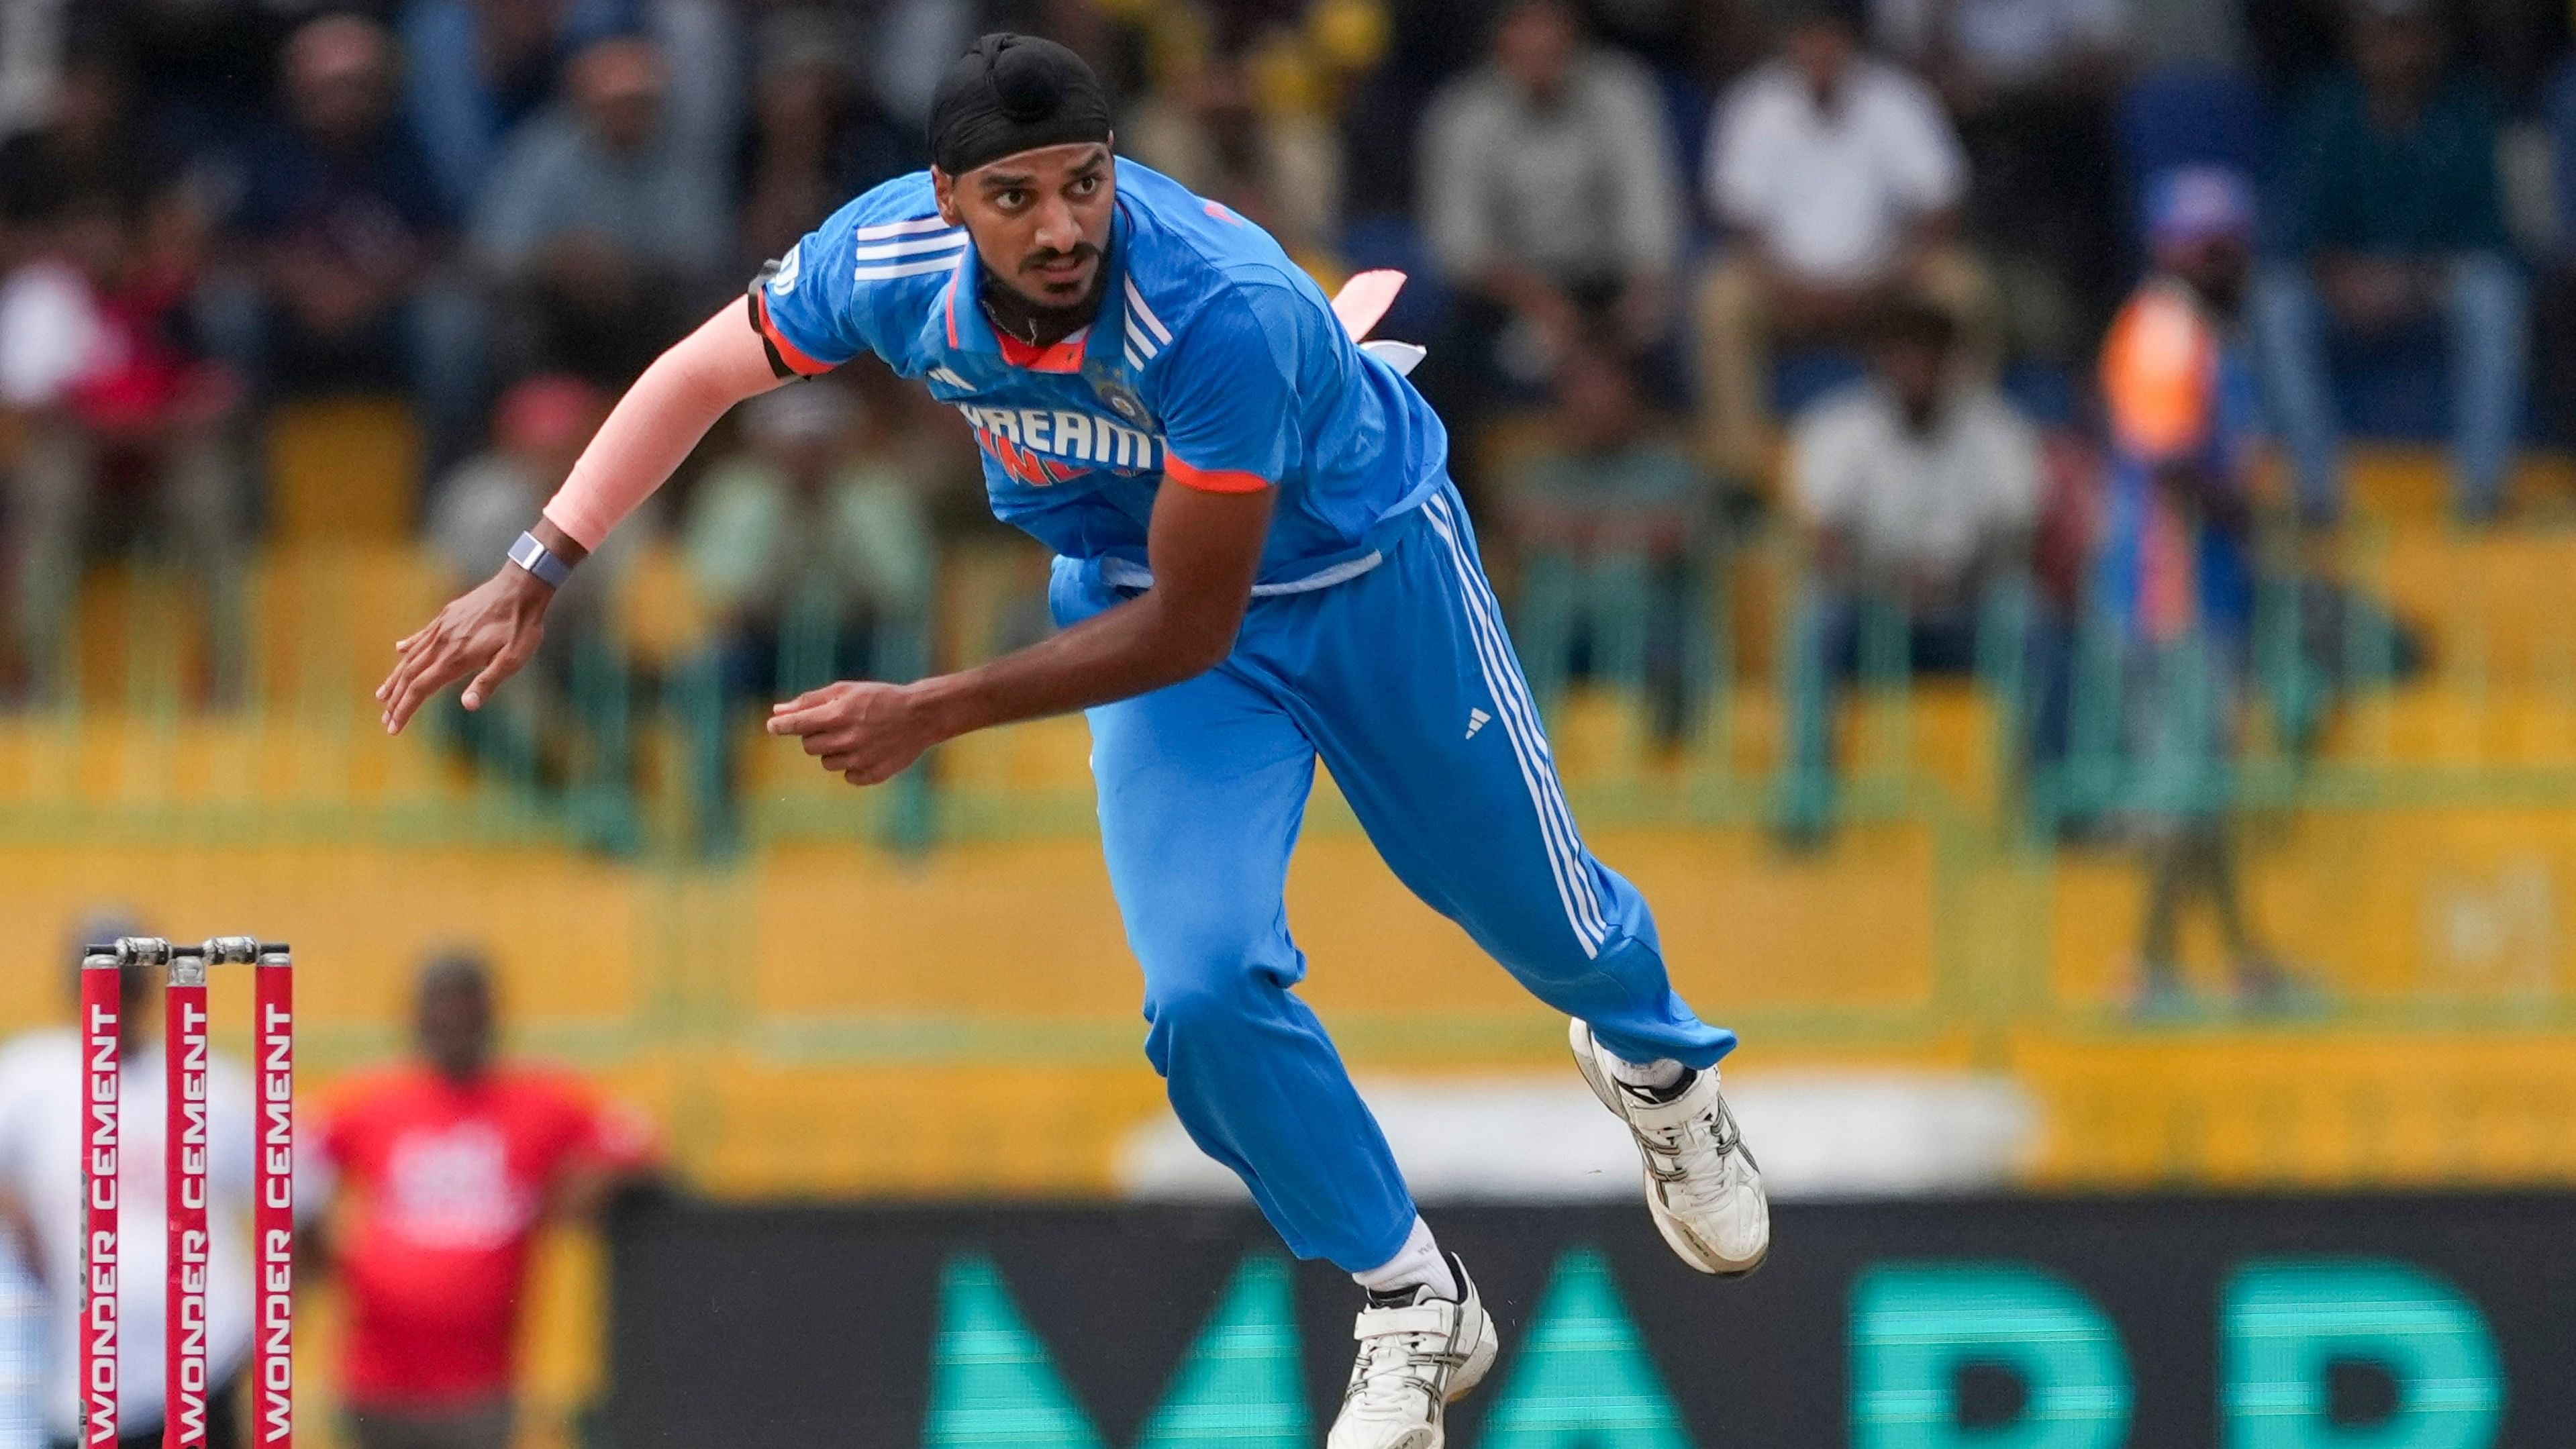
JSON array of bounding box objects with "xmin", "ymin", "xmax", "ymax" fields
[{"xmin": 1052, "ymin": 485, "xmax": 1735, "ymax": 1272}]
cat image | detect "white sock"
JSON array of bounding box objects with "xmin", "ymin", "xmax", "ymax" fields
[
  {"xmin": 1608, "ymin": 1054, "xmax": 1688, "ymax": 1091},
  {"xmin": 1352, "ymin": 1215, "xmax": 1460, "ymax": 1301}
]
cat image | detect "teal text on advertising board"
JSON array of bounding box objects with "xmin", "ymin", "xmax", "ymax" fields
[
  {"xmin": 1850, "ymin": 1262, "xmax": 2133, "ymax": 1448},
  {"xmin": 920, "ymin": 1249, "xmax": 2507, "ymax": 1448},
  {"xmin": 920, "ymin": 1247, "xmax": 1696, "ymax": 1448},
  {"xmin": 2222, "ymin": 1258, "xmax": 2503, "ymax": 1449}
]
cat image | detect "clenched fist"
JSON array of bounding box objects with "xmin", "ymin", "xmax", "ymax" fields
[{"xmin": 766, "ymin": 679, "xmax": 946, "ymax": 786}]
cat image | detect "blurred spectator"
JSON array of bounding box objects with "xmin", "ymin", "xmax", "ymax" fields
[
  {"xmin": 473, "ymin": 34, "xmax": 730, "ymax": 387},
  {"xmin": 736, "ymin": 9, "xmax": 917, "ymax": 279},
  {"xmin": 2250, "ymin": 0, "xmax": 2525, "ymax": 525},
  {"xmin": 315, "ymin": 952, "xmax": 659, "ymax": 1449},
  {"xmin": 2098, "ymin": 168, "xmax": 2295, "ymax": 1013},
  {"xmin": 1871, "ymin": 0, "xmax": 2131, "ymax": 349},
  {"xmin": 1871, "ymin": 0, "xmax": 2130, "ymax": 98},
  {"xmin": 402, "ymin": 0, "xmax": 630, "ymax": 215},
  {"xmin": 681, "ymin": 381, "xmax": 934, "ymax": 853},
  {"xmin": 0, "ymin": 0, "xmax": 71, "ymax": 144},
  {"xmin": 871, "ymin": 0, "xmax": 982, "ymax": 128},
  {"xmin": 1776, "ymin": 294, "xmax": 2038, "ymax": 841},
  {"xmin": 1419, "ymin": 0, "xmax": 1685, "ymax": 407},
  {"xmin": 0, "ymin": 926, "xmax": 266, "ymax": 1448},
  {"xmin": 1126, "ymin": 46, "xmax": 1344, "ymax": 268},
  {"xmin": 1506, "ymin": 347, "xmax": 1716, "ymax": 744},
  {"xmin": 2255, "ymin": 0, "xmax": 2567, "ymax": 107},
  {"xmin": 0, "ymin": 189, "xmax": 246, "ymax": 705},
  {"xmin": 197, "ymin": 15, "xmax": 487, "ymax": 480},
  {"xmin": 2540, "ymin": 54, "xmax": 2576, "ymax": 443},
  {"xmin": 2247, "ymin": 0, "xmax": 2348, "ymax": 97},
  {"xmin": 642, "ymin": 0, "xmax": 749, "ymax": 179},
  {"xmin": 2130, "ymin": 0, "xmax": 2252, "ymax": 68},
  {"xmin": 0, "ymin": 38, "xmax": 168, "ymax": 268},
  {"xmin": 113, "ymin": 0, "xmax": 312, "ymax": 152},
  {"xmin": 404, "ymin": 0, "xmax": 739, "ymax": 211},
  {"xmin": 1698, "ymin": 0, "xmax": 1989, "ymax": 491},
  {"xmin": 428, "ymin": 375, "xmax": 640, "ymax": 848}
]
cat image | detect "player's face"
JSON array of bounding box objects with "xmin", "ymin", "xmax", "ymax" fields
[{"xmin": 935, "ymin": 142, "xmax": 1116, "ymax": 310}]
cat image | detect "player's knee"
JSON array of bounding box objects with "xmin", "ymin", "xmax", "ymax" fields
[
  {"xmin": 1142, "ymin": 967, "xmax": 1266, "ymax": 1042},
  {"xmin": 1132, "ymin": 897, "xmax": 1300, "ymax": 1059},
  {"xmin": 1140, "ymin": 950, "xmax": 1285, "ymax": 1040}
]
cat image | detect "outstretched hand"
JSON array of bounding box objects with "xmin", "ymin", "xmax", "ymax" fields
[
  {"xmin": 766, "ymin": 679, "xmax": 944, "ymax": 787},
  {"xmin": 376, "ymin": 567, "xmax": 555, "ymax": 734}
]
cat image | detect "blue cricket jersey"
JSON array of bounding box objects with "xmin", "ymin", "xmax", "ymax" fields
[{"xmin": 750, "ymin": 161, "xmax": 1449, "ymax": 593}]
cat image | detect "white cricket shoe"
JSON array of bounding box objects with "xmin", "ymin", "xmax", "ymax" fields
[
  {"xmin": 1328, "ymin": 1256, "xmax": 1500, "ymax": 1449},
  {"xmin": 1569, "ymin": 1019, "xmax": 1770, "ymax": 1275}
]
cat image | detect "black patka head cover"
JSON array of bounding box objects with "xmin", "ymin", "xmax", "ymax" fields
[{"xmin": 927, "ymin": 34, "xmax": 1112, "ymax": 177}]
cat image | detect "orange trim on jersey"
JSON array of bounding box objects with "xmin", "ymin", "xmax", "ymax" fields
[
  {"xmin": 996, "ymin": 329, "xmax": 1088, "ymax": 372},
  {"xmin": 1166, "ymin": 455, "xmax": 1274, "ymax": 494},
  {"xmin": 752, "ymin": 290, "xmax": 834, "ymax": 377},
  {"xmin": 944, "ymin": 283, "xmax": 959, "ymax": 348}
]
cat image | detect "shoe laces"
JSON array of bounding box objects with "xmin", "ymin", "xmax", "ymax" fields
[
  {"xmin": 1635, "ymin": 1089, "xmax": 1746, "ymax": 1218},
  {"xmin": 1347, "ymin": 1301, "xmax": 1465, "ymax": 1419}
]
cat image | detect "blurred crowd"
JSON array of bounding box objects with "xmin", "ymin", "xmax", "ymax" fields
[{"xmin": 0, "ymin": 0, "xmax": 2571, "ymax": 948}]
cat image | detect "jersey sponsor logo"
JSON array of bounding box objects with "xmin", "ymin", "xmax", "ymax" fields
[
  {"xmin": 928, "ymin": 367, "xmax": 975, "ymax": 391},
  {"xmin": 383, "ymin": 1122, "xmax": 537, "ymax": 1250},
  {"xmin": 954, "ymin": 403, "xmax": 1160, "ymax": 487},
  {"xmin": 1466, "ymin": 708, "xmax": 1491, "ymax": 740}
]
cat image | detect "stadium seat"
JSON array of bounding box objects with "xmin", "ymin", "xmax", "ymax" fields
[
  {"xmin": 2339, "ymin": 446, "xmax": 2576, "ymax": 524},
  {"xmin": 265, "ymin": 395, "xmax": 420, "ymax": 544}
]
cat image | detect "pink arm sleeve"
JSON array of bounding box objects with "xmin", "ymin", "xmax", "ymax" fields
[{"xmin": 540, "ymin": 303, "xmax": 787, "ymax": 550}]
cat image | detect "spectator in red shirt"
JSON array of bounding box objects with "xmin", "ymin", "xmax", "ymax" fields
[{"xmin": 313, "ymin": 952, "xmax": 657, "ymax": 1449}]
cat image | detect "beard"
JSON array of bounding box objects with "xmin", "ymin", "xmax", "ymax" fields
[{"xmin": 982, "ymin": 246, "xmax": 1107, "ymax": 347}]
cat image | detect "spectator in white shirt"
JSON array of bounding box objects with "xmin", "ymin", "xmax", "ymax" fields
[
  {"xmin": 1871, "ymin": 0, "xmax": 2132, "ymax": 354},
  {"xmin": 1420, "ymin": 0, "xmax": 1686, "ymax": 409},
  {"xmin": 1697, "ymin": 0, "xmax": 1991, "ymax": 490},
  {"xmin": 1777, "ymin": 294, "xmax": 2038, "ymax": 841}
]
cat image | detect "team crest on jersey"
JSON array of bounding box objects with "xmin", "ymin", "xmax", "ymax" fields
[{"xmin": 1092, "ymin": 376, "xmax": 1148, "ymax": 426}]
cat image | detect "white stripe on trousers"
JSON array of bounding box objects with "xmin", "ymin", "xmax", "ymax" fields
[
  {"xmin": 1428, "ymin": 494, "xmax": 1616, "ymax": 945},
  {"xmin": 1421, "ymin": 492, "xmax": 1611, "ymax": 954}
]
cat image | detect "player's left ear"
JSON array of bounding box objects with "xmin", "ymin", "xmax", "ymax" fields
[{"xmin": 930, "ymin": 168, "xmax": 960, "ymax": 228}]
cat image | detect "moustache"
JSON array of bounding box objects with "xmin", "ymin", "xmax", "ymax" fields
[{"xmin": 1021, "ymin": 244, "xmax": 1099, "ymax": 273}]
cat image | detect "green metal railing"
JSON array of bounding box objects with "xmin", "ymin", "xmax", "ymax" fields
[{"xmin": 13, "ymin": 519, "xmax": 2576, "ymax": 1037}]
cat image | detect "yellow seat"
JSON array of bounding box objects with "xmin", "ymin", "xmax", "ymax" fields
[
  {"xmin": 2370, "ymin": 524, "xmax": 2576, "ymax": 688},
  {"xmin": 266, "ymin": 396, "xmax": 419, "ymax": 544},
  {"xmin": 2342, "ymin": 446, "xmax": 2576, "ymax": 525}
]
